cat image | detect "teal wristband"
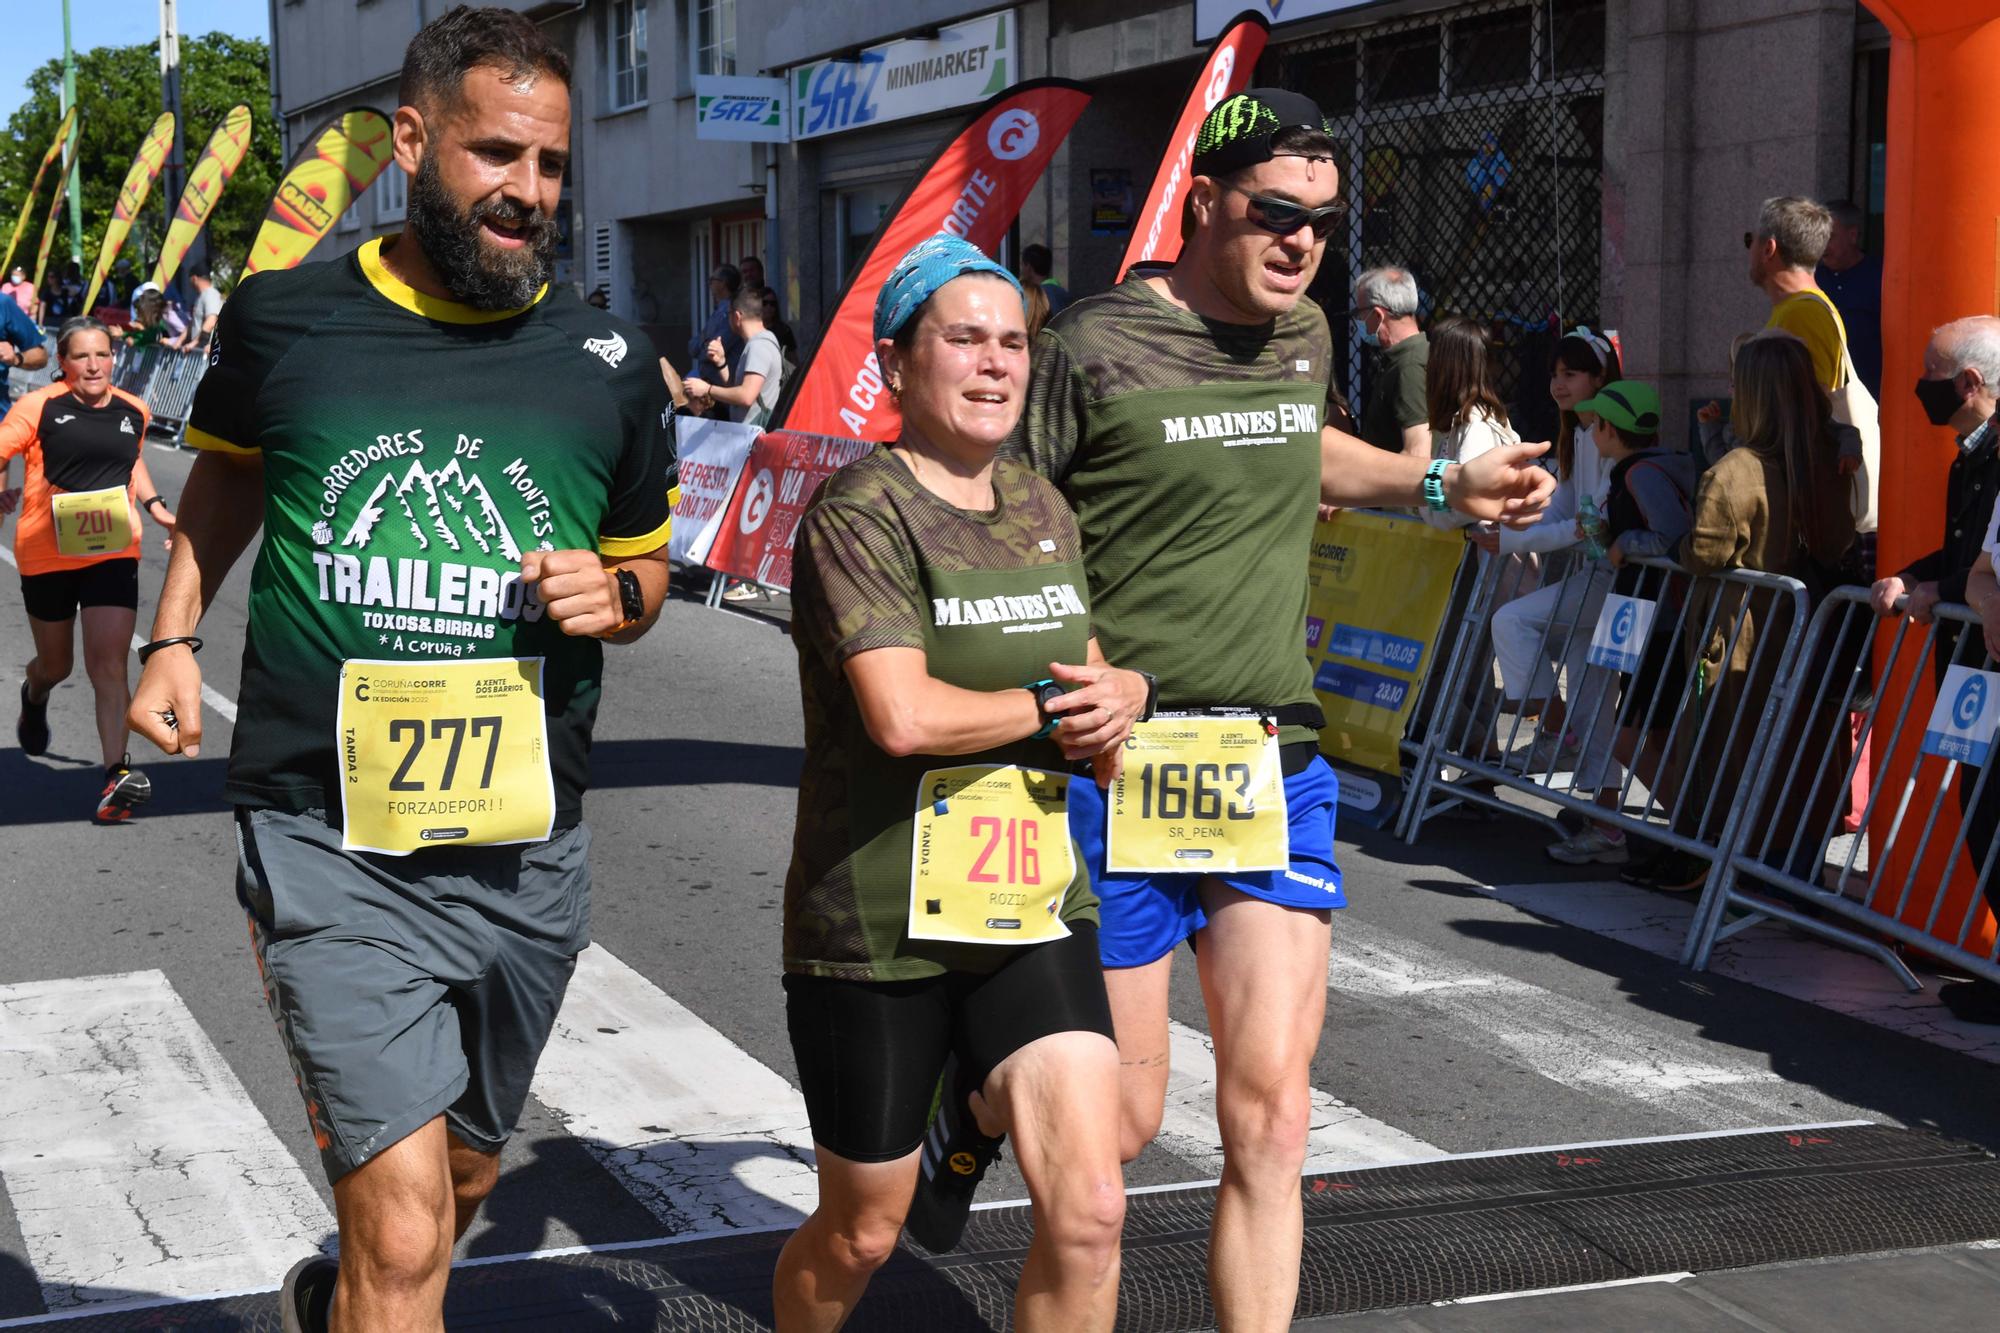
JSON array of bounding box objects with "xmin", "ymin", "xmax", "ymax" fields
[
  {"xmin": 1422, "ymin": 457, "xmax": 1451, "ymax": 513},
  {"xmin": 1027, "ymin": 678, "xmax": 1061, "ymax": 739}
]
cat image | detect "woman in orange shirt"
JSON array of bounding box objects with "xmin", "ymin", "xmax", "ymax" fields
[{"xmin": 2, "ymin": 316, "xmax": 177, "ymax": 821}]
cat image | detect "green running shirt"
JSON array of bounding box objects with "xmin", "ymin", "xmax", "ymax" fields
[
  {"xmin": 787, "ymin": 449, "xmax": 1100, "ymax": 981},
  {"xmin": 1005, "ymin": 274, "xmax": 1333, "ymax": 743},
  {"xmin": 186, "ymin": 237, "xmax": 674, "ymax": 826}
]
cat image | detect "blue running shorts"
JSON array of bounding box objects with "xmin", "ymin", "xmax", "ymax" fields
[{"xmin": 1070, "ymin": 751, "xmax": 1345, "ymax": 968}]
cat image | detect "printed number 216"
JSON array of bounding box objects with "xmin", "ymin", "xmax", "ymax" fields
[
  {"xmin": 968, "ymin": 816, "xmax": 1041, "ymax": 885},
  {"xmin": 388, "ymin": 716, "xmax": 503, "ymax": 792}
]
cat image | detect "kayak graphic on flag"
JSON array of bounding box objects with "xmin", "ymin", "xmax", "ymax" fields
[
  {"xmin": 1117, "ymin": 11, "xmax": 1267, "ymax": 278},
  {"xmin": 2, "ymin": 106, "xmax": 77, "ymax": 277},
  {"xmin": 152, "ymin": 105, "xmax": 254, "ymax": 289},
  {"xmin": 245, "ymin": 108, "xmax": 394, "ymax": 275},
  {"xmin": 777, "ymin": 80, "xmax": 1092, "ymax": 441},
  {"xmin": 31, "ymin": 137, "xmax": 78, "ymax": 290},
  {"xmin": 83, "ymin": 111, "xmax": 177, "ymax": 313}
]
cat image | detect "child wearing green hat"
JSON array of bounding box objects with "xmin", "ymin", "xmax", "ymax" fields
[{"xmin": 1546, "ymin": 379, "xmax": 1702, "ymax": 877}]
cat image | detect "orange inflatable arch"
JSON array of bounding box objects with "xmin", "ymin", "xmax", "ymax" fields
[{"xmin": 1865, "ymin": 1, "xmax": 2000, "ymax": 958}]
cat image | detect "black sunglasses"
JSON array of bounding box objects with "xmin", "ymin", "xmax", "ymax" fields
[{"xmin": 1222, "ymin": 183, "xmax": 1347, "ymax": 239}]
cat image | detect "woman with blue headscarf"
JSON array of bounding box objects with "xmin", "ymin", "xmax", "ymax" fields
[{"xmin": 775, "ymin": 235, "xmax": 1150, "ymax": 1330}]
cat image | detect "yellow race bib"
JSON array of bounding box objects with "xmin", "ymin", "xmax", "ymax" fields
[
  {"xmin": 909, "ymin": 765, "xmax": 1075, "ymax": 946},
  {"xmin": 1108, "ymin": 716, "xmax": 1289, "ymax": 873},
  {"xmin": 51, "ymin": 486, "xmax": 133, "ymax": 558},
  {"xmin": 336, "ymin": 657, "xmax": 554, "ymax": 855}
]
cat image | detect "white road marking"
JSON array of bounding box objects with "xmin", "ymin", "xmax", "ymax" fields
[
  {"xmin": 529, "ymin": 945, "xmax": 819, "ymax": 1230},
  {"xmin": 1157, "ymin": 1021, "xmax": 1440, "ymax": 1175},
  {"xmin": 0, "ymin": 543, "xmax": 235, "ymax": 724},
  {"xmin": 1328, "ymin": 917, "xmax": 1805, "ymax": 1123},
  {"xmin": 0, "ymin": 971, "xmax": 333, "ymax": 1310}
]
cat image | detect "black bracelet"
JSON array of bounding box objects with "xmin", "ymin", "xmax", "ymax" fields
[
  {"xmin": 142, "ymin": 495, "xmax": 167, "ymax": 510},
  {"xmin": 137, "ymin": 636, "xmax": 202, "ymax": 663}
]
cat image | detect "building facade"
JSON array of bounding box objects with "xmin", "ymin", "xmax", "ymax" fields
[{"xmin": 268, "ymin": 0, "xmax": 1885, "ymax": 437}]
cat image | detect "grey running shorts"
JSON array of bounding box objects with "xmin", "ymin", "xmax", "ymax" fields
[{"xmin": 235, "ymin": 807, "xmax": 590, "ymax": 1181}]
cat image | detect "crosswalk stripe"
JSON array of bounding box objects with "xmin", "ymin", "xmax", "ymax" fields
[
  {"xmin": 529, "ymin": 944, "xmax": 819, "ymax": 1230},
  {"xmin": 1328, "ymin": 918, "xmax": 1801, "ymax": 1123},
  {"xmin": 1158, "ymin": 1021, "xmax": 1441, "ymax": 1175},
  {"xmin": 0, "ymin": 971, "xmax": 332, "ymax": 1310}
]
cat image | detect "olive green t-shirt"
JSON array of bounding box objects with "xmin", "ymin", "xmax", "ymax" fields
[
  {"xmin": 1004, "ymin": 274, "xmax": 1330, "ymax": 745},
  {"xmin": 786, "ymin": 449, "xmax": 1099, "ymax": 981},
  {"xmin": 1359, "ymin": 331, "xmax": 1430, "ymax": 453}
]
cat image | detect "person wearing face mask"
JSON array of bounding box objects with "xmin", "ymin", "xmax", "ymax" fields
[
  {"xmin": 1870, "ymin": 317, "xmax": 2000, "ymax": 630},
  {"xmin": 1351, "ymin": 264, "xmax": 1431, "ymax": 457}
]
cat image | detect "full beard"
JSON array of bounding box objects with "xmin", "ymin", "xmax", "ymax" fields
[{"xmin": 406, "ymin": 153, "xmax": 560, "ymax": 311}]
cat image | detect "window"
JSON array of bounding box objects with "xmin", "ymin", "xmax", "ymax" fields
[
  {"xmin": 692, "ymin": 0, "xmax": 735, "ymax": 78},
  {"xmin": 374, "ymin": 166, "xmax": 406, "ymax": 224},
  {"xmin": 337, "ymin": 194, "xmax": 362, "ymax": 233},
  {"xmin": 609, "ymin": 0, "xmax": 649, "ymax": 111}
]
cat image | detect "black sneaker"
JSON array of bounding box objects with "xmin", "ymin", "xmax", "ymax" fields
[
  {"xmin": 1626, "ymin": 849, "xmax": 1710, "ymax": 893},
  {"xmin": 903, "ymin": 1055, "xmax": 1004, "ymax": 1254},
  {"xmin": 93, "ymin": 757, "xmax": 151, "ymax": 824},
  {"xmin": 280, "ymin": 1254, "xmax": 338, "ymax": 1333},
  {"xmin": 1939, "ymin": 979, "xmax": 2000, "ymax": 1026},
  {"xmin": 16, "ymin": 680, "xmax": 49, "ymax": 756}
]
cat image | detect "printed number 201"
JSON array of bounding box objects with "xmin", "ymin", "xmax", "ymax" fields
[
  {"xmin": 967, "ymin": 816, "xmax": 1042, "ymax": 885},
  {"xmin": 388, "ymin": 716, "xmax": 504, "ymax": 792},
  {"xmin": 73, "ymin": 508, "xmax": 114, "ymax": 536}
]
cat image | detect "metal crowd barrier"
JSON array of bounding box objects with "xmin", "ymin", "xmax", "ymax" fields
[
  {"xmin": 1684, "ymin": 593, "xmax": 2000, "ymax": 991},
  {"xmin": 107, "ymin": 339, "xmax": 209, "ymax": 444},
  {"xmin": 1394, "ymin": 540, "xmax": 1489, "ymax": 783},
  {"xmin": 1399, "ymin": 552, "xmax": 1813, "ymax": 914}
]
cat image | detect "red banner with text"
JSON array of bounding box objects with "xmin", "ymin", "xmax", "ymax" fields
[
  {"xmin": 701, "ymin": 431, "xmax": 876, "ymax": 591},
  {"xmin": 1116, "ymin": 13, "xmax": 1266, "ymax": 279},
  {"xmin": 777, "ymin": 80, "xmax": 1091, "ymax": 442}
]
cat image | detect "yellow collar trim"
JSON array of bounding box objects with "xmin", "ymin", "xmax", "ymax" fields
[{"xmin": 357, "ymin": 236, "xmax": 546, "ymax": 324}]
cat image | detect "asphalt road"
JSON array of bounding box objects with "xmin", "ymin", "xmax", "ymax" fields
[{"xmin": 1, "ymin": 441, "xmax": 1996, "ymax": 1323}]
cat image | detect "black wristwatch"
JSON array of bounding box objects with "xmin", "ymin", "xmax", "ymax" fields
[
  {"xmin": 601, "ymin": 566, "xmax": 645, "ymax": 636},
  {"xmin": 1133, "ymin": 669, "xmax": 1159, "ymax": 722},
  {"xmin": 1027, "ymin": 678, "xmax": 1064, "ymax": 739}
]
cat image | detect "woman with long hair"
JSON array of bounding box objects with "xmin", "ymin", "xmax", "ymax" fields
[
  {"xmin": 1484, "ymin": 327, "xmax": 1628, "ymax": 828},
  {"xmin": 3, "ymin": 316, "xmax": 177, "ymax": 821},
  {"xmin": 1680, "ymin": 330, "xmax": 1857, "ymax": 882},
  {"xmin": 1421, "ymin": 315, "xmax": 1518, "ymax": 483}
]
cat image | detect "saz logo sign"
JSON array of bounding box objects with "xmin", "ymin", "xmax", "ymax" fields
[{"xmin": 584, "ymin": 331, "xmax": 628, "ymax": 367}]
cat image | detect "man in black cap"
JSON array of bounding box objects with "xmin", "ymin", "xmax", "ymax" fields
[{"xmin": 896, "ymin": 87, "xmax": 1553, "ymax": 1328}]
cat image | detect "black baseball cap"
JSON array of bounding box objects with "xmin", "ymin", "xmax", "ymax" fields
[{"xmin": 1192, "ymin": 88, "xmax": 1333, "ymax": 177}]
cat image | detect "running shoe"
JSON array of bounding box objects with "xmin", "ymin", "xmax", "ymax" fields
[
  {"xmin": 280, "ymin": 1254, "xmax": 338, "ymax": 1333},
  {"xmin": 93, "ymin": 757, "xmax": 151, "ymax": 824},
  {"xmin": 1546, "ymin": 827, "xmax": 1629, "ymax": 865},
  {"xmin": 722, "ymin": 580, "xmax": 762, "ymax": 603},
  {"xmin": 1621, "ymin": 849, "xmax": 1709, "ymax": 893},
  {"xmin": 903, "ymin": 1054, "xmax": 1004, "ymax": 1254},
  {"xmin": 16, "ymin": 680, "xmax": 49, "ymax": 756}
]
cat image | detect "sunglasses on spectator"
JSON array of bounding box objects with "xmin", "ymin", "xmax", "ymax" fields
[
  {"xmin": 1221, "ymin": 183, "xmax": 1347, "ymax": 239},
  {"xmin": 1742, "ymin": 231, "xmax": 1762, "ymax": 249}
]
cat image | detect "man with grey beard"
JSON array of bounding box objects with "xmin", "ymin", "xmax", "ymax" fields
[{"xmin": 125, "ymin": 7, "xmax": 675, "ymax": 1329}]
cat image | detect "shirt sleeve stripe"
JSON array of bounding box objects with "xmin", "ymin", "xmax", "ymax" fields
[
  {"xmin": 598, "ymin": 514, "xmax": 672, "ymax": 558},
  {"xmin": 185, "ymin": 425, "xmax": 260, "ymax": 455}
]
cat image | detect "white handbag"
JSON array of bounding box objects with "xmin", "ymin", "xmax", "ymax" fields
[{"xmin": 1809, "ymin": 289, "xmax": 1881, "ymax": 535}]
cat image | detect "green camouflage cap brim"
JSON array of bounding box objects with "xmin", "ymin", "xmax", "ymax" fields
[{"xmin": 1193, "ymin": 87, "xmax": 1334, "ymax": 177}]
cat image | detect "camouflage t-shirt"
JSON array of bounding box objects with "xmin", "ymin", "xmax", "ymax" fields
[
  {"xmin": 786, "ymin": 448, "xmax": 1100, "ymax": 981},
  {"xmin": 1004, "ymin": 274, "xmax": 1332, "ymax": 745}
]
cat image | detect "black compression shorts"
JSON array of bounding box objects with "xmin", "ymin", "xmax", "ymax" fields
[
  {"xmin": 783, "ymin": 923, "xmax": 1115, "ymax": 1163},
  {"xmin": 20, "ymin": 558, "xmax": 139, "ymax": 622}
]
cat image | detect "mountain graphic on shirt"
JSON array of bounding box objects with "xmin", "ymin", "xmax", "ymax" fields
[{"xmin": 340, "ymin": 457, "xmax": 521, "ymax": 561}]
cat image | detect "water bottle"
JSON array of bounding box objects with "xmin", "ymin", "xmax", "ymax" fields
[{"xmin": 1577, "ymin": 496, "xmax": 1608, "ymax": 561}]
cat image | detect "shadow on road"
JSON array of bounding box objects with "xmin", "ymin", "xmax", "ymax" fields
[
  {"xmin": 0, "ymin": 749, "xmax": 230, "ymax": 826},
  {"xmin": 589, "ymin": 738, "xmax": 802, "ymax": 790}
]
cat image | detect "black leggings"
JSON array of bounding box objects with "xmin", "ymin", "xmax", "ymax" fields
[{"xmin": 783, "ymin": 923, "xmax": 1114, "ymax": 1163}]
